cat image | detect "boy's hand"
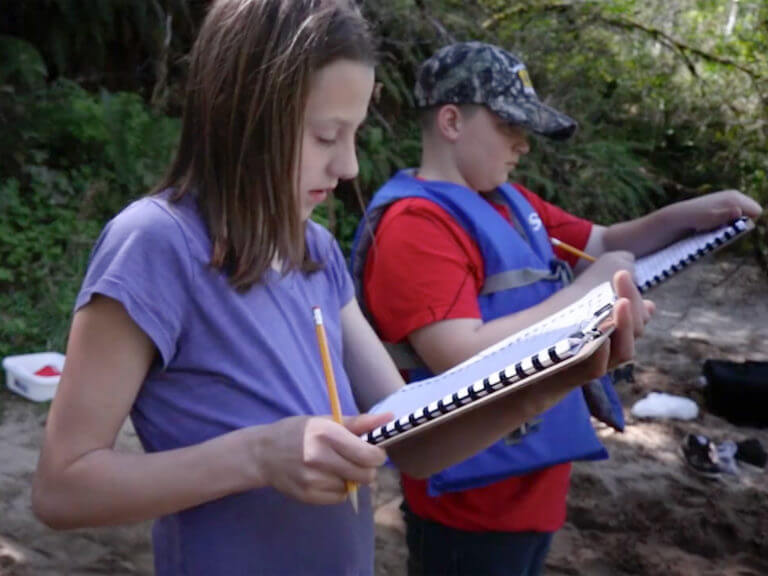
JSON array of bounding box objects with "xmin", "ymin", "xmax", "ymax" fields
[
  {"xmin": 673, "ymin": 190, "xmax": 762, "ymax": 232},
  {"xmin": 576, "ymin": 250, "xmax": 635, "ymax": 286},
  {"xmin": 250, "ymin": 413, "xmax": 390, "ymax": 505}
]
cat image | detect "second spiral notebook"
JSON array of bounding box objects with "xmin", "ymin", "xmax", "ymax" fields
[{"xmin": 363, "ymin": 282, "xmax": 617, "ymax": 448}]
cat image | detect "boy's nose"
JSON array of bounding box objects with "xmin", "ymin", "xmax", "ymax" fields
[{"xmin": 516, "ymin": 137, "xmax": 530, "ymax": 155}]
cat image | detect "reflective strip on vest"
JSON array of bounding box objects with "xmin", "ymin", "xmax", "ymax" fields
[{"xmin": 481, "ymin": 267, "xmax": 562, "ymax": 296}]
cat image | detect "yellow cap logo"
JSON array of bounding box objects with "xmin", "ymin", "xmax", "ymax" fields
[{"xmin": 518, "ymin": 69, "xmax": 535, "ymax": 94}]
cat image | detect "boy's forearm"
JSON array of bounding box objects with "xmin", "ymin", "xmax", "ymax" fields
[
  {"xmin": 601, "ymin": 204, "xmax": 684, "ymax": 257},
  {"xmin": 601, "ymin": 190, "xmax": 762, "ymax": 257},
  {"xmin": 471, "ymin": 281, "xmax": 596, "ymax": 352},
  {"xmin": 408, "ymin": 281, "xmax": 599, "ymax": 375},
  {"xmin": 33, "ymin": 427, "xmax": 264, "ymax": 529}
]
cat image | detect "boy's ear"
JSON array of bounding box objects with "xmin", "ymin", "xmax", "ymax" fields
[{"xmin": 435, "ymin": 104, "xmax": 463, "ymax": 142}]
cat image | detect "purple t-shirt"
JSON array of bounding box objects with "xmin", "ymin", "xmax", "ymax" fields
[{"xmin": 76, "ymin": 193, "xmax": 373, "ymax": 575}]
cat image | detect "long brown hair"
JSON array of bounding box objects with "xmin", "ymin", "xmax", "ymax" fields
[{"xmin": 157, "ymin": 0, "xmax": 376, "ymax": 290}]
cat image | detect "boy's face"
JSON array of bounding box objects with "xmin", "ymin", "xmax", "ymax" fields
[
  {"xmin": 299, "ymin": 59, "xmax": 375, "ymax": 222},
  {"xmin": 454, "ymin": 107, "xmax": 530, "ymax": 192}
]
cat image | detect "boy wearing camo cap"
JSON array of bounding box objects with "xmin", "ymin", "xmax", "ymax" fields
[{"xmin": 351, "ymin": 42, "xmax": 760, "ymax": 575}]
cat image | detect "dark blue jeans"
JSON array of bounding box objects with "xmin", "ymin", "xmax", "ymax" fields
[{"xmin": 404, "ymin": 504, "xmax": 553, "ymax": 576}]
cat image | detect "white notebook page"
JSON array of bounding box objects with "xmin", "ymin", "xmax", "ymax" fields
[{"xmin": 635, "ymin": 218, "xmax": 752, "ymax": 289}]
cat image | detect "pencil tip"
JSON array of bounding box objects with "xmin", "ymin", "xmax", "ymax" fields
[{"xmin": 349, "ymin": 489, "xmax": 359, "ymax": 514}]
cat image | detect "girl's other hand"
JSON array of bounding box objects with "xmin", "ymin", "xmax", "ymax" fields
[{"xmin": 612, "ymin": 269, "xmax": 654, "ymax": 339}]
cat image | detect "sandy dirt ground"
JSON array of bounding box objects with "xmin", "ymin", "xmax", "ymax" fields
[{"xmin": 2, "ymin": 259, "xmax": 767, "ymax": 575}]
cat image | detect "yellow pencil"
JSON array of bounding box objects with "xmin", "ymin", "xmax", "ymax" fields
[
  {"xmin": 550, "ymin": 237, "xmax": 596, "ymax": 263},
  {"xmin": 312, "ymin": 306, "xmax": 359, "ymax": 514}
]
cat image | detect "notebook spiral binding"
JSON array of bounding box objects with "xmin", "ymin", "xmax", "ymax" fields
[
  {"xmin": 364, "ymin": 337, "xmax": 578, "ymax": 445},
  {"xmin": 364, "ymin": 303, "xmax": 614, "ymax": 446},
  {"xmin": 637, "ymin": 217, "xmax": 751, "ymax": 293}
]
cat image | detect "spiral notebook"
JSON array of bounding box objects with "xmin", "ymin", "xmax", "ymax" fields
[
  {"xmin": 363, "ymin": 282, "xmax": 617, "ymax": 447},
  {"xmin": 635, "ymin": 217, "xmax": 754, "ymax": 292}
]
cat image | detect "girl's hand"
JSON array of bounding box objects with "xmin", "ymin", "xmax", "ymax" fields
[
  {"xmin": 608, "ymin": 270, "xmax": 655, "ymax": 368},
  {"xmin": 580, "ymin": 269, "xmax": 654, "ymax": 377},
  {"xmin": 551, "ymin": 270, "xmax": 654, "ymax": 396},
  {"xmin": 250, "ymin": 413, "xmax": 391, "ymax": 505}
]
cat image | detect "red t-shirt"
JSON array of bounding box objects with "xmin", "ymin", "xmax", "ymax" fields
[{"xmin": 363, "ymin": 183, "xmax": 593, "ymax": 533}]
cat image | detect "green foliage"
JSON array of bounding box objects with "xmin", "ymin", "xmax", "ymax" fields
[
  {"xmin": 356, "ymin": 124, "xmax": 421, "ymax": 194},
  {"xmin": 310, "ymin": 195, "xmax": 362, "ymax": 255},
  {"xmin": 0, "ymin": 175, "xmax": 98, "ymax": 358},
  {"xmin": 2, "ymin": 1, "xmax": 198, "ymax": 96},
  {"xmin": 519, "ymin": 136, "xmax": 664, "ymax": 223},
  {"xmin": 0, "ymin": 39, "xmax": 179, "ymax": 359},
  {"xmin": 0, "ymin": 35, "xmax": 48, "ymax": 90}
]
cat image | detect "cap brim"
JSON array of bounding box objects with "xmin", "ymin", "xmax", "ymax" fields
[{"xmin": 492, "ymin": 99, "xmax": 577, "ymax": 141}]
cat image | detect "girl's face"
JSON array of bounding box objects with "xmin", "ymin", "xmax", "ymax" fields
[{"xmin": 299, "ymin": 59, "xmax": 375, "ymax": 221}]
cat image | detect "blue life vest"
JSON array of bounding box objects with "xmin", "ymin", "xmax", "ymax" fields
[{"xmin": 350, "ymin": 170, "xmax": 623, "ymax": 496}]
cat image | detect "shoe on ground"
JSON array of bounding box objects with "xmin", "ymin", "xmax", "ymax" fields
[{"xmin": 682, "ymin": 434, "xmax": 723, "ymax": 478}]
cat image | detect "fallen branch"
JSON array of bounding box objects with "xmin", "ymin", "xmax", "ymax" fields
[{"xmin": 482, "ymin": 2, "xmax": 764, "ymax": 85}]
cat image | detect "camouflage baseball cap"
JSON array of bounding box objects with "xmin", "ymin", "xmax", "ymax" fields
[{"xmin": 414, "ymin": 42, "xmax": 577, "ymax": 140}]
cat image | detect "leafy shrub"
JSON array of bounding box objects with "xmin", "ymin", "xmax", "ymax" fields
[{"xmin": 0, "ymin": 39, "xmax": 179, "ymax": 359}]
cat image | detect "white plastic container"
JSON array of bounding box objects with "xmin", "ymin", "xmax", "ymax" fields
[{"xmin": 2, "ymin": 352, "xmax": 65, "ymax": 402}]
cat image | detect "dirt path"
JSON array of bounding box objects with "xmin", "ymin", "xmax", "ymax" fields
[
  {"xmin": 0, "ymin": 405, "xmax": 152, "ymax": 575},
  {"xmin": 2, "ymin": 259, "xmax": 767, "ymax": 575}
]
